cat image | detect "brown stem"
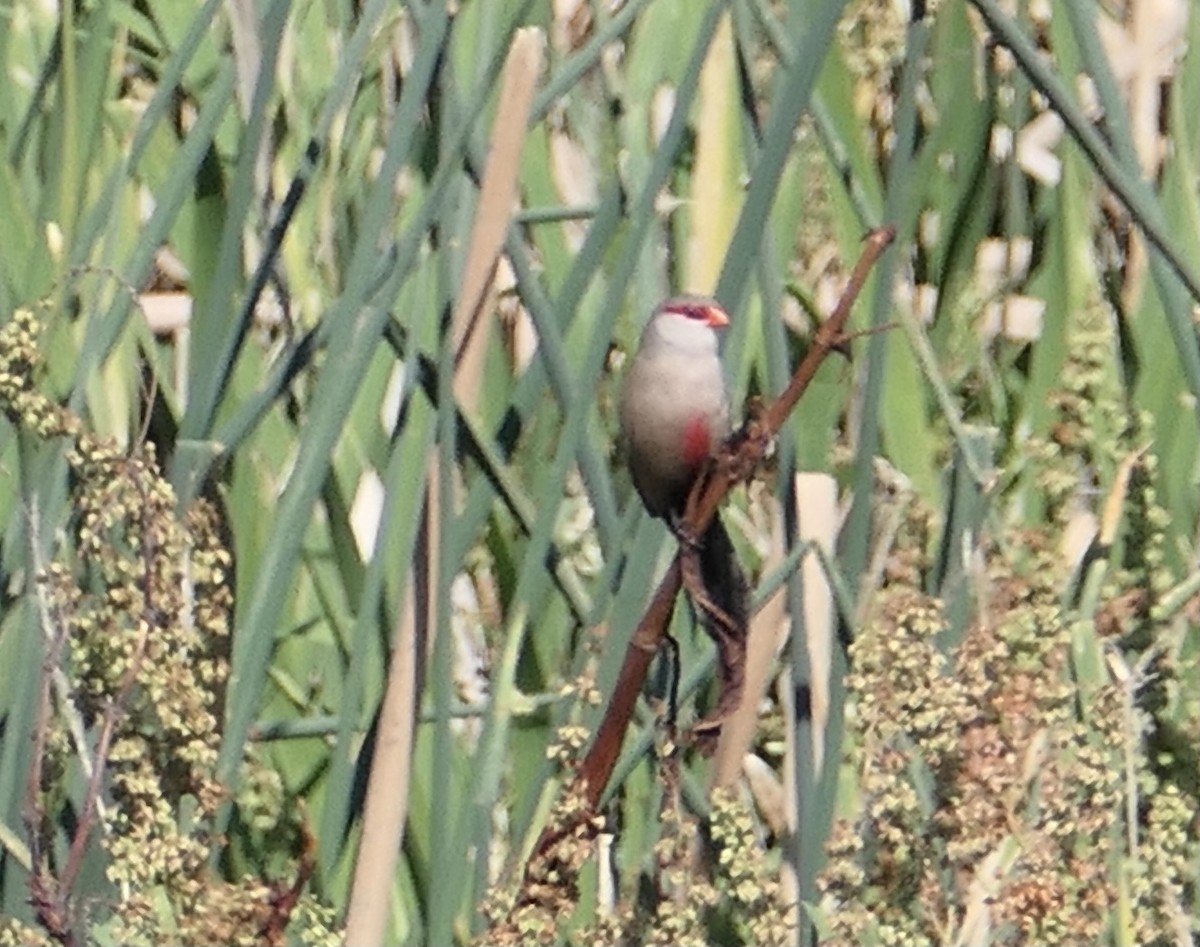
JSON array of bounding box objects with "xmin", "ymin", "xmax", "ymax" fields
[
  {"xmin": 761, "ymin": 227, "xmax": 895, "ymax": 435},
  {"xmin": 577, "ymin": 560, "xmax": 682, "ymax": 807},
  {"xmin": 528, "ymin": 225, "xmax": 895, "ymax": 864},
  {"xmin": 259, "ymin": 815, "xmax": 318, "ymax": 946},
  {"xmin": 57, "ymin": 705, "xmax": 119, "ymax": 896}
]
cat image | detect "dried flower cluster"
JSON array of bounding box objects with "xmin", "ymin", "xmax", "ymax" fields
[
  {"xmin": 818, "ymin": 539, "xmax": 1188, "ymax": 944},
  {"xmin": 482, "ymin": 729, "xmax": 792, "ymax": 946},
  {"xmin": 0, "ymin": 309, "xmax": 339, "ymax": 946},
  {"xmin": 837, "ymin": 0, "xmax": 917, "ymax": 155},
  {"xmin": 480, "ymin": 778, "xmax": 605, "ymax": 946},
  {"xmin": 707, "ymin": 789, "xmax": 793, "ymax": 945},
  {"xmin": 638, "ymin": 784, "xmax": 719, "ymax": 947},
  {"xmin": 818, "ymin": 378, "xmax": 1199, "ymax": 947}
]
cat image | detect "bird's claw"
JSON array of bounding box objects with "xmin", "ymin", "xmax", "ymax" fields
[{"xmin": 717, "ymin": 396, "xmax": 774, "ymax": 486}]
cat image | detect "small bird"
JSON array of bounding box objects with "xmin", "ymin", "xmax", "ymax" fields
[{"xmin": 618, "ymin": 296, "xmax": 749, "ymax": 700}]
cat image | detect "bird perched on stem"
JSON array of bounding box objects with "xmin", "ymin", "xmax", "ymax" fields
[{"xmin": 618, "ymin": 296, "xmax": 750, "ymax": 728}]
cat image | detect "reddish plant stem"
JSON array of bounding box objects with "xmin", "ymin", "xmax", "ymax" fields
[
  {"xmin": 573, "ymin": 225, "xmax": 895, "ymax": 812},
  {"xmin": 577, "ymin": 561, "xmax": 682, "ymax": 806}
]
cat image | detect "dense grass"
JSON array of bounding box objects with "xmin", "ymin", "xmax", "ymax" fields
[{"xmin": 0, "ymin": 1, "xmax": 1197, "ymax": 944}]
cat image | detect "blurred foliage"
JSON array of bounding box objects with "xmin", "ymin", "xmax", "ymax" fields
[{"xmin": 0, "ymin": 0, "xmax": 1198, "ymax": 944}]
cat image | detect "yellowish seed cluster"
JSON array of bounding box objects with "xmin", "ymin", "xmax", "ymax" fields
[
  {"xmin": 707, "ymin": 789, "xmax": 793, "ymax": 946},
  {"xmin": 479, "ymin": 779, "xmax": 605, "ymax": 946},
  {"xmin": 0, "ymin": 309, "xmax": 80, "ymax": 438},
  {"xmin": 7, "ymin": 309, "xmax": 338, "ymax": 944},
  {"xmin": 641, "ymin": 789, "xmax": 718, "ymax": 947},
  {"xmin": 817, "ymin": 514, "xmax": 1200, "ymax": 945}
]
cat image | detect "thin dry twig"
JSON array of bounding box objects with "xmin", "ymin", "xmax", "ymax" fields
[{"xmin": 258, "ymin": 816, "xmax": 318, "ymax": 947}]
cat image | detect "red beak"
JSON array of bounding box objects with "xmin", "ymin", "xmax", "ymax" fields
[
  {"xmin": 701, "ymin": 304, "xmax": 730, "ymax": 328},
  {"xmin": 660, "ymin": 297, "xmax": 731, "ymax": 328}
]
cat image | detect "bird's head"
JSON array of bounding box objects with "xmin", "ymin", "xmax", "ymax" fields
[{"xmin": 642, "ymin": 295, "xmax": 730, "ymax": 356}]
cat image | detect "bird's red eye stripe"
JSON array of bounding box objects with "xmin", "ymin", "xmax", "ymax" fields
[
  {"xmin": 662, "ymin": 300, "xmax": 730, "ymax": 327},
  {"xmin": 670, "ymin": 303, "xmax": 708, "ymax": 321}
]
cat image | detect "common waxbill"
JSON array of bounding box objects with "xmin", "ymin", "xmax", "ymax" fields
[{"xmin": 619, "ymin": 296, "xmax": 749, "ymax": 661}]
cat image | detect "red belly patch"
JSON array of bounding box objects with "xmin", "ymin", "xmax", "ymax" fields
[{"xmin": 681, "ymin": 415, "xmax": 712, "ymax": 468}]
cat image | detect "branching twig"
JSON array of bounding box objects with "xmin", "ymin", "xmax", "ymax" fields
[
  {"xmin": 259, "ymin": 815, "xmax": 318, "ymax": 946},
  {"xmin": 519, "ymin": 226, "xmax": 895, "ymax": 879}
]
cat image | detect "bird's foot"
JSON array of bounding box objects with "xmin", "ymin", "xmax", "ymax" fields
[
  {"xmin": 687, "ymin": 643, "xmax": 746, "ymax": 751},
  {"xmin": 720, "ymin": 396, "xmax": 773, "ymax": 485}
]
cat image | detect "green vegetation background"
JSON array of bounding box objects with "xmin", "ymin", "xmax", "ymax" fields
[{"xmin": 0, "ymin": 0, "xmax": 1197, "ymax": 944}]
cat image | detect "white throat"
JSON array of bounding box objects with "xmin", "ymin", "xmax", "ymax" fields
[{"xmin": 640, "ymin": 311, "xmax": 723, "ymax": 360}]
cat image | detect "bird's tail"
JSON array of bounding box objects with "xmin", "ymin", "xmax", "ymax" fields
[{"xmin": 695, "ymin": 513, "xmax": 750, "ymax": 730}]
